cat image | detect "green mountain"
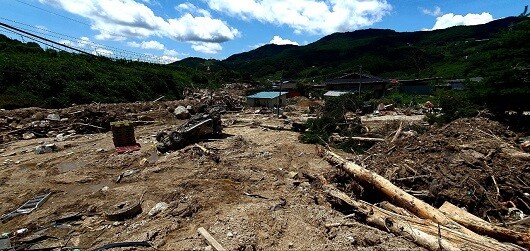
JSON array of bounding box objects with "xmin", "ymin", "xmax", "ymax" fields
[
  {"xmin": 214, "ymin": 16, "xmax": 528, "ymax": 81},
  {"xmin": 1, "ymin": 16, "xmax": 529, "ymax": 111},
  {"xmin": 0, "ymin": 35, "xmax": 213, "ymax": 108}
]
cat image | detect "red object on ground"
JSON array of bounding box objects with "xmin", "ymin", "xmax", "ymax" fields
[
  {"xmin": 111, "ymin": 121, "xmax": 141, "ymax": 154},
  {"xmin": 115, "ymin": 143, "xmax": 141, "ymax": 154}
]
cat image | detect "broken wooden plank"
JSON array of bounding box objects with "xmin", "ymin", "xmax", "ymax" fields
[
  {"xmin": 329, "ymin": 135, "xmax": 385, "ymax": 143},
  {"xmin": 439, "ymin": 201, "xmax": 530, "ymax": 248},
  {"xmin": 317, "ymin": 146, "xmax": 452, "ymax": 225},
  {"xmin": 197, "ymin": 227, "xmax": 226, "ymax": 251},
  {"xmin": 318, "ymin": 147, "xmax": 525, "ymax": 249},
  {"xmin": 193, "ymin": 144, "xmax": 220, "ymax": 163},
  {"xmin": 390, "ymin": 121, "xmax": 403, "ymax": 143},
  {"xmin": 325, "ymin": 185, "xmax": 515, "ymax": 251}
]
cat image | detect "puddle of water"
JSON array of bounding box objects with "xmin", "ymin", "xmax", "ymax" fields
[{"xmin": 57, "ymin": 161, "xmax": 85, "ymax": 173}]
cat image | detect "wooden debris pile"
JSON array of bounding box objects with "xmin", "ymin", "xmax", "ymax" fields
[
  {"xmin": 318, "ymin": 117, "xmax": 530, "ymax": 250},
  {"xmin": 318, "ymin": 146, "xmax": 530, "ymax": 250}
]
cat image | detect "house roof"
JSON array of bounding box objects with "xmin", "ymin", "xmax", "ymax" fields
[
  {"xmin": 323, "ymin": 91, "xmax": 350, "ymax": 97},
  {"xmin": 324, "ymin": 72, "xmax": 388, "ymax": 86},
  {"xmin": 247, "ymin": 91, "xmax": 288, "ymax": 99}
]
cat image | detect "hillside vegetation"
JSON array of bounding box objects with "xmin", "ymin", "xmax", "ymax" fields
[
  {"xmin": 0, "ymin": 35, "xmax": 219, "ymax": 108},
  {"xmin": 1, "ymin": 17, "xmax": 529, "ymax": 113},
  {"xmin": 218, "ymin": 16, "xmax": 529, "ymax": 81}
]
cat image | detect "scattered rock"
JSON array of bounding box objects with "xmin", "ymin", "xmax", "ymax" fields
[
  {"xmin": 288, "ymin": 171, "xmax": 299, "ymax": 179},
  {"xmin": 148, "ymin": 202, "xmax": 169, "ymax": 217},
  {"xmin": 22, "ymin": 132, "xmax": 35, "ymax": 140},
  {"xmin": 55, "ymin": 133, "xmax": 67, "ymax": 142},
  {"xmin": 174, "ymin": 106, "xmax": 190, "ymax": 119},
  {"xmin": 32, "ymin": 112, "xmax": 45, "ymax": 120},
  {"xmin": 35, "ymin": 143, "xmax": 58, "ymax": 154},
  {"xmin": 46, "ymin": 114, "xmax": 61, "ymax": 121}
]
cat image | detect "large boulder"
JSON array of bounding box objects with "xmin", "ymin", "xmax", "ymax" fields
[{"xmin": 174, "ymin": 106, "xmax": 190, "ymax": 119}]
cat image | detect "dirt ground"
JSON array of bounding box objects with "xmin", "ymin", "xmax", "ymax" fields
[
  {"xmin": 0, "ymin": 103, "xmax": 424, "ymax": 250},
  {"xmin": 0, "ymin": 96, "xmax": 529, "ymax": 250}
]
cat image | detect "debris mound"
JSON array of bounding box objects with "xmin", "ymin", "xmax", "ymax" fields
[{"xmin": 365, "ymin": 117, "xmax": 530, "ymax": 220}]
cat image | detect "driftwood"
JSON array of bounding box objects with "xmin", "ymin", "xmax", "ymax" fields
[
  {"xmin": 325, "ymin": 185, "xmax": 515, "ymax": 251},
  {"xmin": 260, "ymin": 124, "xmax": 291, "ymax": 131},
  {"xmin": 329, "ymin": 135, "xmax": 385, "ymax": 143},
  {"xmin": 193, "ymin": 144, "xmax": 220, "ymax": 163},
  {"xmin": 74, "ymin": 122, "xmax": 105, "ymax": 130},
  {"xmin": 317, "ymin": 146, "xmax": 452, "ymax": 224},
  {"xmin": 439, "ymin": 202, "xmax": 530, "ymax": 248},
  {"xmin": 197, "ymin": 227, "xmax": 226, "ymax": 251},
  {"xmin": 318, "ymin": 147, "xmax": 526, "ymax": 249},
  {"xmin": 391, "ymin": 121, "xmax": 403, "ymax": 143}
]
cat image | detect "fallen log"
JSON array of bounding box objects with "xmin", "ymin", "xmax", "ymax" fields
[
  {"xmin": 260, "ymin": 124, "xmax": 291, "ymax": 131},
  {"xmin": 318, "ymin": 147, "xmax": 528, "ymax": 249},
  {"xmin": 325, "ymin": 185, "xmax": 515, "ymax": 251},
  {"xmin": 329, "ymin": 135, "xmax": 385, "ymax": 143},
  {"xmin": 317, "ymin": 146, "xmax": 452, "ymax": 224},
  {"xmin": 440, "ymin": 202, "xmax": 530, "ymax": 248}
]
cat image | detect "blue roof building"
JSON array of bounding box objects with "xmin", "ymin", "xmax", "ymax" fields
[{"xmin": 246, "ymin": 91, "xmax": 288, "ymax": 108}]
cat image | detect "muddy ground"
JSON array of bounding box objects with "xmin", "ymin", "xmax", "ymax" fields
[{"xmin": 0, "ymin": 96, "xmax": 529, "ymax": 250}]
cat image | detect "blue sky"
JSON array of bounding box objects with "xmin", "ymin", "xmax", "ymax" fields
[{"xmin": 0, "ymin": 0, "xmax": 526, "ymax": 63}]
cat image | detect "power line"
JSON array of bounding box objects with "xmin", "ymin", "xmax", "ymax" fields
[
  {"xmin": 0, "ymin": 26, "xmax": 74, "ymax": 58},
  {"xmin": 0, "ymin": 17, "xmax": 158, "ymax": 61},
  {"xmin": 14, "ymin": 0, "xmax": 91, "ymax": 27},
  {"xmin": 13, "ymin": 0, "xmax": 133, "ymax": 43},
  {"xmin": 0, "ymin": 21, "xmax": 93, "ymax": 56},
  {"xmin": 0, "ymin": 19, "xmax": 174, "ymax": 64}
]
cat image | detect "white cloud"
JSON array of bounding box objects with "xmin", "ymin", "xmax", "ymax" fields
[
  {"xmin": 205, "ymin": 0, "xmax": 392, "ymax": 34},
  {"xmin": 78, "ymin": 36, "xmax": 91, "ymax": 48},
  {"xmin": 421, "ymin": 6, "xmax": 442, "ymax": 17},
  {"xmin": 431, "ymin": 12, "xmax": 494, "ymax": 30},
  {"xmin": 176, "ymin": 2, "xmax": 211, "ymax": 17},
  {"xmin": 159, "ymin": 55, "xmax": 180, "ymax": 64},
  {"xmin": 127, "ymin": 41, "xmax": 141, "ymax": 47},
  {"xmin": 164, "ymin": 49, "xmax": 178, "ymax": 56},
  {"xmin": 191, "ymin": 42, "xmax": 222, "ymax": 54},
  {"xmin": 270, "ymin": 35, "xmax": 299, "ymax": 45},
  {"xmin": 39, "ymin": 0, "xmax": 239, "ymax": 44},
  {"xmin": 59, "ymin": 36, "xmax": 93, "ymax": 49},
  {"xmin": 127, "ymin": 40, "xmax": 165, "ymax": 50},
  {"xmin": 93, "ymin": 48, "xmax": 113, "ymax": 56}
]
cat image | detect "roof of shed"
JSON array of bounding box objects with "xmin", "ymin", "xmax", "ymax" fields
[
  {"xmin": 323, "ymin": 91, "xmax": 350, "ymax": 97},
  {"xmin": 247, "ymin": 91, "xmax": 288, "ymax": 99}
]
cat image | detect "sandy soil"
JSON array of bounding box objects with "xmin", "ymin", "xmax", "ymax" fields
[
  {"xmin": 1, "ymin": 97, "xmax": 528, "ymax": 250},
  {"xmin": 0, "ymin": 109, "xmax": 424, "ymax": 250}
]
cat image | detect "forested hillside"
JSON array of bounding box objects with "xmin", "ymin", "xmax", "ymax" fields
[
  {"xmin": 219, "ymin": 16, "xmax": 529, "ymax": 81},
  {"xmin": 1, "ymin": 16, "xmax": 529, "ymax": 110},
  {"xmin": 0, "ymin": 35, "xmax": 213, "ymax": 108}
]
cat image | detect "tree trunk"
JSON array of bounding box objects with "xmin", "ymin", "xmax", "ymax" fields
[
  {"xmin": 440, "ymin": 202, "xmax": 530, "ymax": 248},
  {"xmin": 325, "ymin": 185, "xmax": 515, "ymax": 251},
  {"xmin": 318, "ymin": 147, "xmax": 528, "ymax": 249}
]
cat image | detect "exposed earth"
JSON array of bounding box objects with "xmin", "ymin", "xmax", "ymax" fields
[{"xmin": 0, "ymin": 94, "xmax": 529, "ymax": 250}]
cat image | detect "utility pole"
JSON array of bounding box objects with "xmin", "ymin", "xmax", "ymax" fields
[
  {"xmin": 358, "ymin": 65, "xmax": 362, "ymax": 98},
  {"xmin": 277, "ymin": 76, "xmax": 282, "ymax": 117}
]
